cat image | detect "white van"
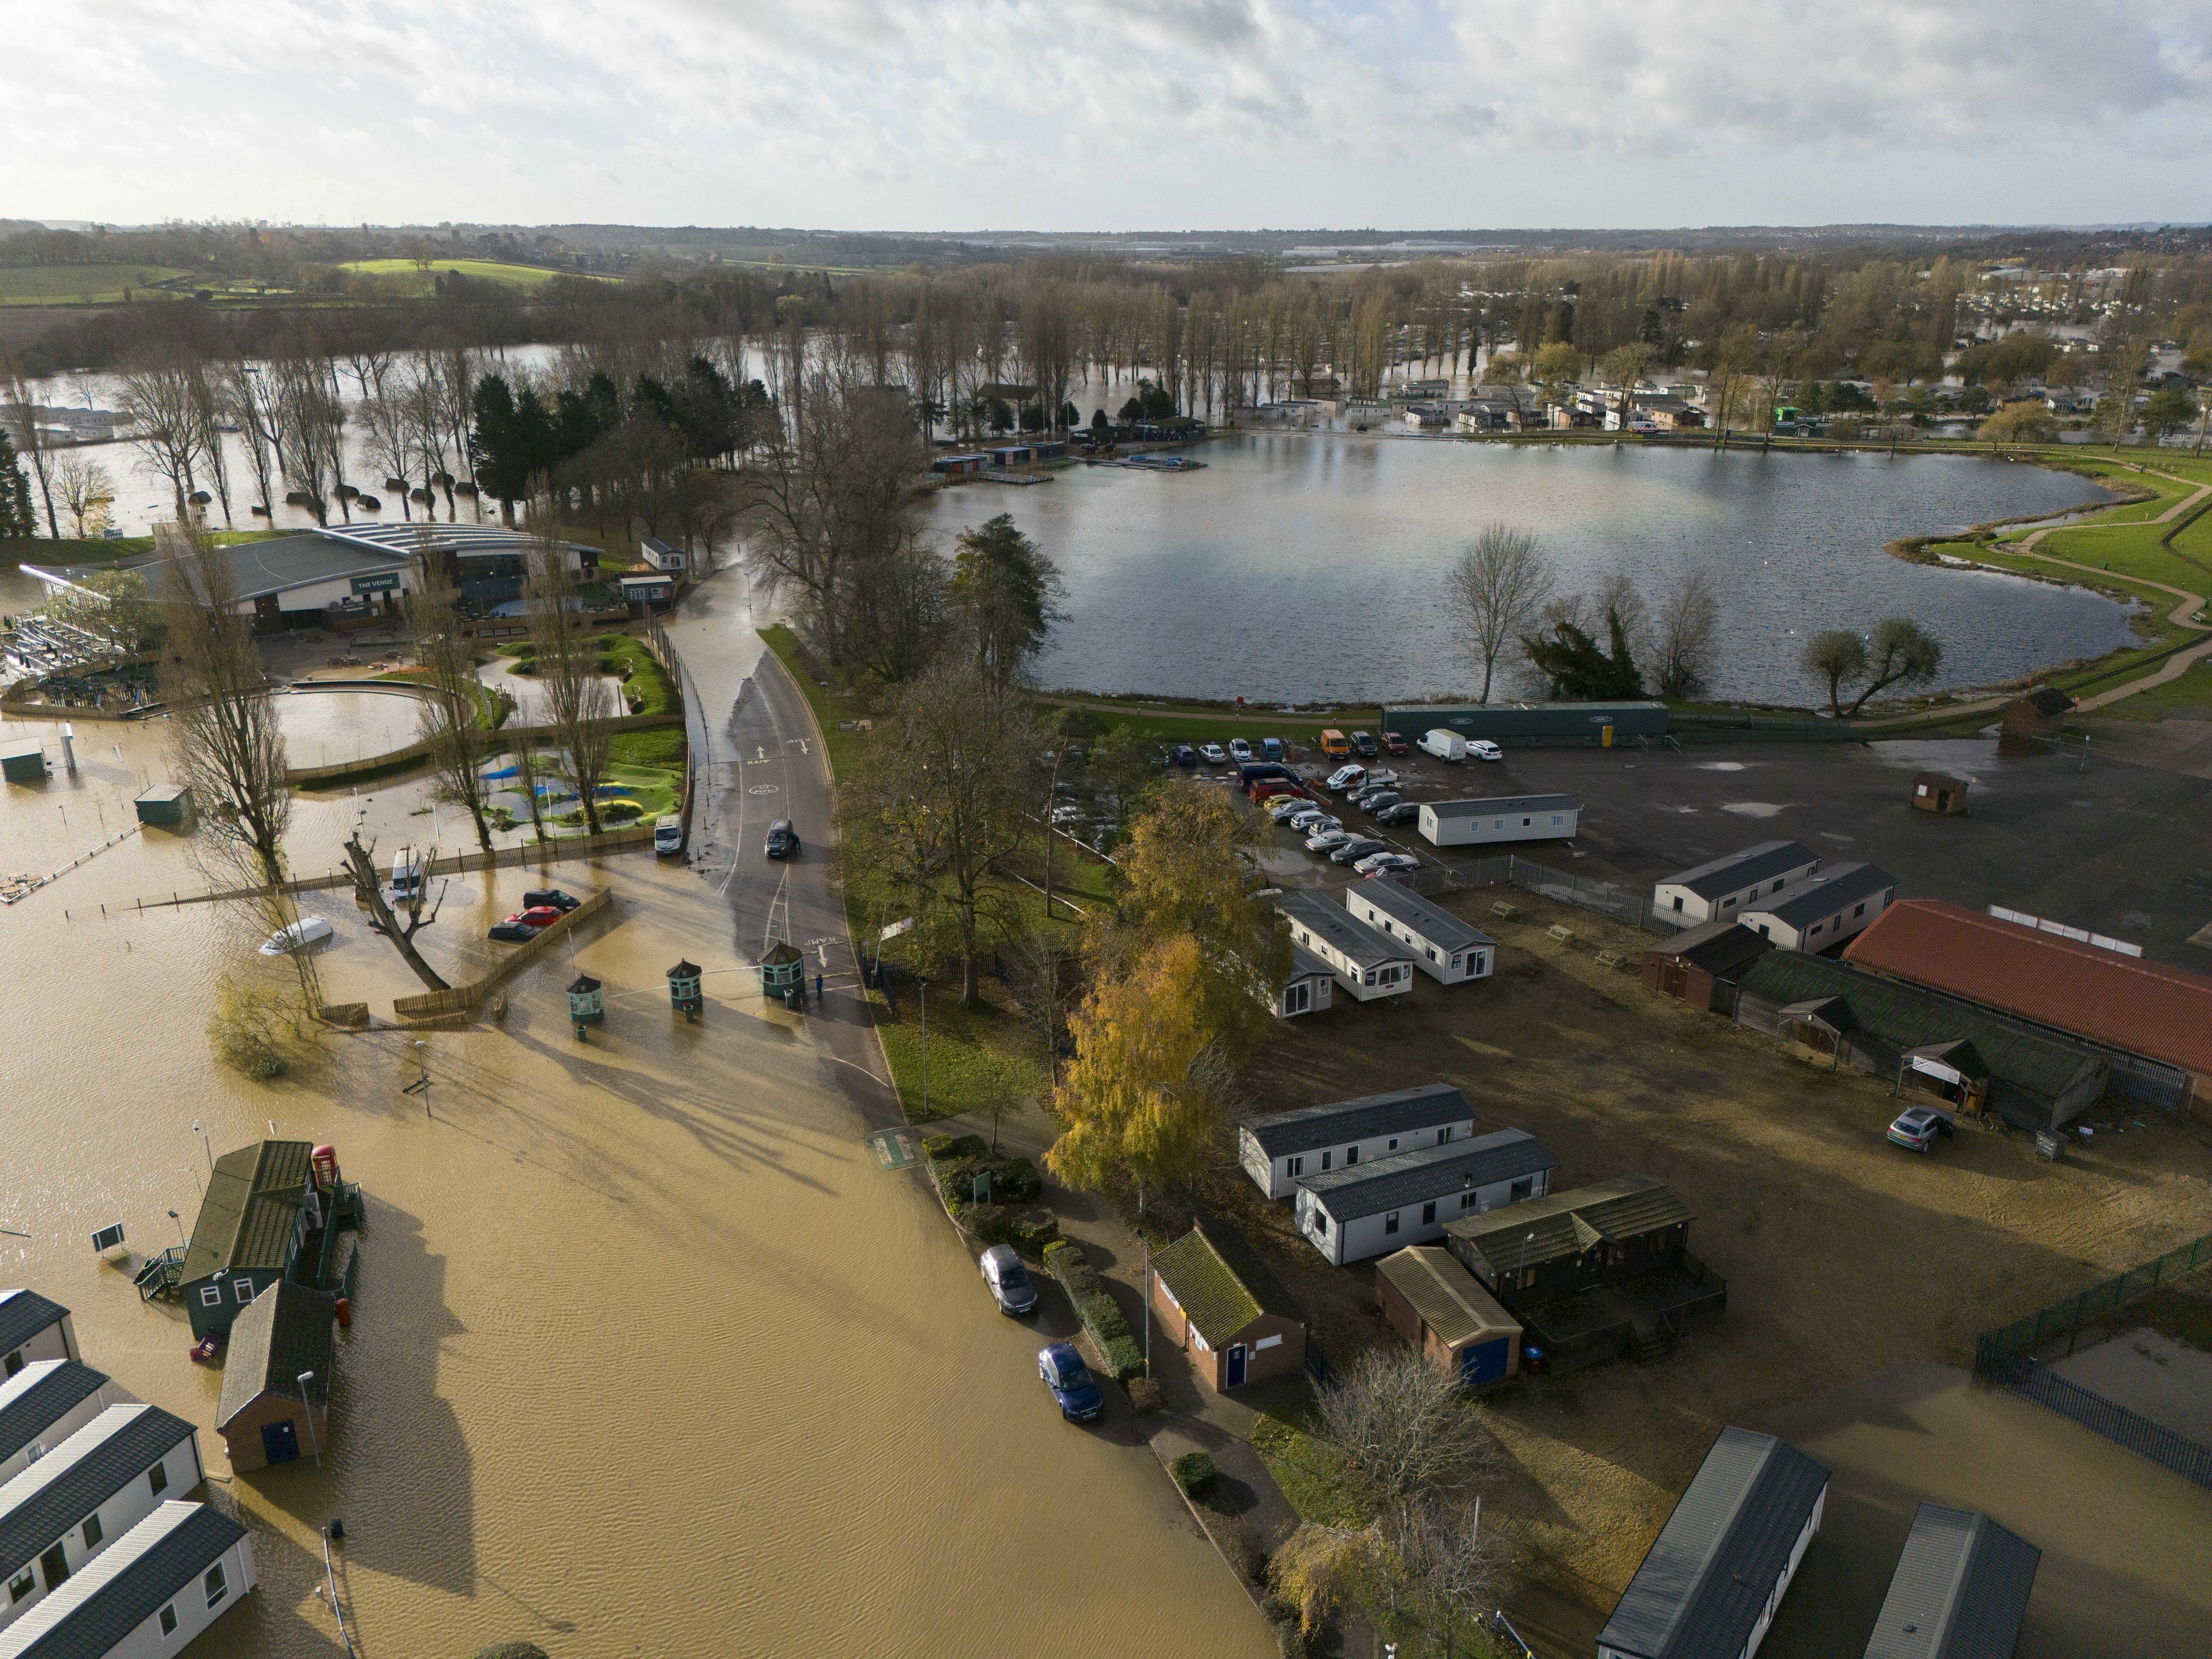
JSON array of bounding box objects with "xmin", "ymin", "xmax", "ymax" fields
[
  {"xmin": 1418, "ymin": 729, "xmax": 1468, "ymax": 763},
  {"xmin": 653, "ymin": 814, "xmax": 683, "ymax": 856},
  {"xmin": 391, "ymin": 851, "xmax": 425, "ymax": 897}
]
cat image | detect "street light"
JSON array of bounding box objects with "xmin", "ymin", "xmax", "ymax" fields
[
  {"xmin": 1518, "ymin": 1230, "xmax": 1536, "ymax": 1291},
  {"xmin": 191, "ymin": 1121, "xmax": 212, "ymax": 1172},
  {"xmin": 298, "ymin": 1371, "xmax": 321, "ymax": 1467},
  {"xmin": 167, "ymin": 1210, "xmax": 186, "ymax": 1253}
]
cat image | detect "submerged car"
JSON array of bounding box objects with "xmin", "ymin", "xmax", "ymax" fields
[
  {"xmin": 509, "ymin": 905, "xmax": 564, "ymax": 930},
  {"xmin": 259, "ymin": 916, "xmax": 334, "ymax": 957},
  {"xmin": 980, "ymin": 1244, "xmax": 1038, "ymax": 1316},
  {"xmin": 1887, "ymin": 1105, "xmax": 1957, "ymax": 1153},
  {"xmin": 1038, "ymin": 1341, "xmax": 1104, "ymax": 1423},
  {"xmin": 522, "ymin": 888, "xmax": 580, "ymax": 913}
]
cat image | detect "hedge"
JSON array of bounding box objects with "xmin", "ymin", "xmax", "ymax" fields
[{"xmin": 1043, "ymin": 1239, "xmax": 1146, "ymax": 1383}]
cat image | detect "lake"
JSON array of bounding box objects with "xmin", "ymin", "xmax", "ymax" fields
[{"xmin": 918, "ymin": 435, "xmax": 2132, "ymax": 706}]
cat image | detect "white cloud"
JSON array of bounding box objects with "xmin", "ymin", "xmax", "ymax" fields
[{"xmin": 4, "ymin": 0, "xmax": 2210, "ymax": 227}]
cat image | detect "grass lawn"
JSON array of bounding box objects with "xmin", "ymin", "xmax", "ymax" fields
[
  {"xmin": 0, "ymin": 263, "xmax": 190, "ymax": 305},
  {"xmin": 332, "ymin": 257, "xmax": 620, "ymax": 293},
  {"xmin": 2077, "ymin": 657, "xmax": 2212, "ymax": 721},
  {"xmin": 609, "ymin": 725, "xmax": 686, "ymax": 769},
  {"xmin": 1249, "ymin": 1410, "xmax": 1374, "ymax": 1529},
  {"xmin": 874, "ymin": 986, "xmax": 1050, "ymax": 1124},
  {"xmin": 595, "ymin": 633, "xmax": 678, "ymax": 718}
]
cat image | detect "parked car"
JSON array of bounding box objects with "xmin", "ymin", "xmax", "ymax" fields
[
  {"xmin": 1228, "ymin": 738, "xmax": 1254, "ymax": 763},
  {"xmin": 488, "ymin": 920, "xmax": 536, "ymax": 943},
  {"xmin": 1172, "ymin": 744, "xmax": 1198, "ymax": 767},
  {"xmin": 1261, "ymin": 737, "xmax": 1286, "ymax": 762},
  {"xmin": 1267, "ymin": 795, "xmax": 1311, "ymax": 822},
  {"xmin": 1330, "ymin": 837, "xmax": 1388, "ymax": 865},
  {"xmin": 1038, "ymin": 1341, "xmax": 1104, "ymax": 1423},
  {"xmin": 1887, "ymin": 1105, "xmax": 1957, "ymax": 1153},
  {"xmin": 522, "ymin": 888, "xmax": 580, "ymax": 913},
  {"xmin": 1356, "ymin": 851, "xmax": 1421, "ymax": 875},
  {"xmin": 1287, "ymin": 806, "xmax": 1335, "ymax": 832},
  {"xmin": 654, "ymin": 813, "xmax": 684, "ymax": 854},
  {"xmin": 1248, "ymin": 778, "xmax": 1301, "ymax": 804},
  {"xmin": 1325, "ymin": 763, "xmax": 1368, "ymax": 793},
  {"xmin": 1051, "ymin": 804, "xmax": 1083, "ymax": 824},
  {"xmin": 980, "ymin": 1245, "xmax": 1038, "ymax": 1316},
  {"xmin": 1381, "ymin": 731, "xmax": 1409, "ymax": 755},
  {"xmin": 1469, "ymin": 739, "xmax": 1504, "ymax": 763},
  {"xmin": 765, "ymin": 820, "xmax": 800, "ymax": 859},
  {"xmin": 1360, "ymin": 791, "xmax": 1402, "ymax": 816},
  {"xmin": 1292, "ymin": 813, "xmax": 1341, "ymax": 839},
  {"xmin": 1375, "ymin": 801, "xmax": 1422, "ymax": 825},
  {"xmin": 1198, "ymin": 742, "xmax": 1229, "ymax": 765},
  {"xmin": 1306, "ymin": 827, "xmax": 1356, "ymax": 853},
  {"xmin": 511, "ymin": 905, "xmax": 564, "ymax": 929},
  {"xmin": 1418, "ymin": 729, "xmax": 1468, "ymax": 763},
  {"xmin": 1350, "ymin": 731, "xmax": 1379, "ymax": 758}
]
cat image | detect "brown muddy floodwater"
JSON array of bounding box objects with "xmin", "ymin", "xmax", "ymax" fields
[{"xmin": 0, "ymin": 712, "xmax": 1270, "ymax": 1657}]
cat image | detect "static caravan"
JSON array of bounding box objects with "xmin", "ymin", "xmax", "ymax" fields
[
  {"xmin": 0, "ymin": 1501, "xmax": 253, "ymax": 1659},
  {"xmin": 0, "ymin": 1297, "xmax": 76, "ymax": 1380},
  {"xmin": 1736, "ymin": 862, "xmax": 1896, "ymax": 952},
  {"xmin": 1861, "ymin": 1505, "xmax": 2041, "ymax": 1659},
  {"xmin": 1294, "ymin": 1129, "xmax": 1558, "ymax": 1267},
  {"xmin": 1274, "ymin": 891, "xmax": 1414, "ymax": 1002},
  {"xmin": 1343, "ymin": 882, "xmax": 1495, "ymax": 984},
  {"xmin": 1598, "ymin": 1428, "xmax": 1828, "ymax": 1659},
  {"xmin": 1237, "ymin": 1083, "xmax": 1479, "ymax": 1200},
  {"xmin": 1418, "ymin": 794, "xmax": 1581, "ymax": 849},
  {"xmin": 1653, "ymin": 841, "xmax": 1820, "ymax": 925},
  {"xmin": 0, "ymin": 1406, "xmax": 203, "ymax": 1633},
  {"xmin": 0, "ymin": 1364, "xmax": 111, "ymax": 1487},
  {"xmin": 1272, "ymin": 948, "xmax": 1335, "ymax": 1019}
]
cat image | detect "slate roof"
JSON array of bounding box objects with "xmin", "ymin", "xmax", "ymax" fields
[
  {"xmin": 0, "ymin": 1364, "xmax": 106, "ymax": 1469},
  {"xmin": 1744, "ymin": 861, "xmax": 1895, "ymax": 928},
  {"xmin": 0, "ymin": 1292, "xmax": 68, "ymax": 1359},
  {"xmin": 1151, "ymin": 1225, "xmax": 1299, "ymax": 1347},
  {"xmin": 2015, "ymin": 686, "xmax": 2075, "ymax": 717},
  {"xmin": 1739, "ymin": 951, "xmax": 2108, "ymax": 1104},
  {"xmin": 1598, "ymin": 1427, "xmax": 1830, "ymax": 1659},
  {"xmin": 1423, "ymin": 794, "xmax": 1580, "ymax": 821},
  {"xmin": 182, "ymin": 1142, "xmax": 314, "ymax": 1284},
  {"xmin": 1299, "ymin": 1129, "xmax": 1557, "ymax": 1222},
  {"xmin": 1446, "ymin": 1176, "xmax": 1691, "ymax": 1276},
  {"xmin": 0, "ymin": 1405, "xmax": 199, "ymax": 1582},
  {"xmin": 1643, "ymin": 919, "xmax": 1771, "ymax": 977},
  {"xmin": 217, "ymin": 1282, "xmax": 335, "ymax": 1428},
  {"xmin": 1241, "ymin": 1083, "xmax": 1477, "ymax": 1159},
  {"xmin": 1844, "ymin": 900, "xmax": 2212, "ymax": 1078},
  {"xmin": 0, "ymin": 1502, "xmax": 246, "ymax": 1659},
  {"xmin": 1660, "ymin": 841, "xmax": 1820, "ymax": 901},
  {"xmin": 1275, "ymin": 890, "xmax": 1413, "ymax": 971},
  {"xmin": 1284, "ymin": 945, "xmax": 1333, "ymax": 986},
  {"xmin": 27, "ymin": 535, "xmax": 409, "ymax": 605},
  {"xmin": 1375, "ymin": 1246, "xmax": 1519, "ymax": 1349},
  {"xmin": 1346, "ymin": 881, "xmax": 1496, "ymax": 952},
  {"xmin": 1863, "ymin": 1504, "xmax": 2041, "ymax": 1659}
]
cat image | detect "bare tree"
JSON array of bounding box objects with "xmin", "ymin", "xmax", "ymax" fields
[
  {"xmin": 118, "ymin": 356, "xmax": 206, "ymax": 522},
  {"xmin": 511, "ymin": 739, "xmax": 548, "ymax": 842},
  {"xmin": 361, "ymin": 392, "xmax": 417, "ymax": 519},
  {"xmin": 1446, "ymin": 525, "xmax": 1552, "ymax": 702},
  {"xmin": 1392, "ymin": 1496, "xmax": 1505, "ymax": 1659},
  {"xmin": 1312, "ymin": 1346, "xmax": 1501, "ymax": 1513},
  {"xmin": 0, "ymin": 342, "xmax": 59, "ymax": 537},
  {"xmin": 341, "ymin": 832, "xmax": 450, "ymax": 990},
  {"xmin": 524, "ymin": 524, "xmax": 614, "ymax": 834},
  {"xmin": 1650, "ymin": 568, "xmax": 1721, "ymax": 699},
  {"xmin": 52, "ymin": 454, "xmax": 114, "ymax": 539},
  {"xmin": 219, "ymin": 360, "xmax": 282, "ymax": 518},
  {"xmin": 404, "ymin": 559, "xmax": 496, "ymax": 851}
]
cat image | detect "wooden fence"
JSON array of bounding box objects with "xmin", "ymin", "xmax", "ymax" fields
[{"xmin": 392, "ymin": 885, "xmax": 613, "ymax": 1020}]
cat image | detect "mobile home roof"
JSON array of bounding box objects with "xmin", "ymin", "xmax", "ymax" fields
[
  {"xmin": 1861, "ymin": 1504, "xmax": 2041, "ymax": 1659},
  {"xmin": 1347, "ymin": 881, "xmax": 1495, "ymax": 953},
  {"xmin": 1298, "ymin": 1129, "xmax": 1557, "ymax": 1222},
  {"xmin": 1662, "ymin": 840, "xmax": 1819, "ymax": 900},
  {"xmin": 1746, "ymin": 861, "xmax": 1894, "ymax": 928},
  {"xmin": 0, "ymin": 1405, "xmax": 198, "ymax": 1583},
  {"xmin": 1274, "ymin": 890, "xmax": 1413, "ymax": 971},
  {"xmin": 1423, "ymin": 794, "xmax": 1579, "ymax": 821},
  {"xmin": 0, "ymin": 1502, "xmax": 247, "ymax": 1659},
  {"xmin": 1241, "ymin": 1083, "xmax": 1475, "ymax": 1159},
  {"xmin": 0, "ymin": 1363, "xmax": 106, "ymax": 1469},
  {"xmin": 0, "ymin": 1292, "xmax": 67, "ymax": 1359}
]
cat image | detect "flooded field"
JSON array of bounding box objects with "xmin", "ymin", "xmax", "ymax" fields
[
  {"xmin": 274, "ymin": 686, "xmax": 427, "ymax": 770},
  {"xmin": 0, "ymin": 706, "xmax": 1269, "ymax": 1656}
]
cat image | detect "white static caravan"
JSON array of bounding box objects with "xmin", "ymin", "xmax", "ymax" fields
[
  {"xmin": 1275, "ymin": 892, "xmax": 1414, "ymax": 1003},
  {"xmin": 1272, "ymin": 948, "xmax": 1335, "ymax": 1020},
  {"xmin": 1294, "ymin": 1130, "xmax": 1559, "ymax": 1267},
  {"xmin": 1343, "ymin": 882, "xmax": 1495, "ymax": 985},
  {"xmin": 1653, "ymin": 841, "xmax": 1821, "ymax": 925},
  {"xmin": 0, "ymin": 1297, "xmax": 77, "ymax": 1382},
  {"xmin": 1238, "ymin": 1084, "xmax": 1480, "ymax": 1200},
  {"xmin": 1418, "ymin": 795, "xmax": 1581, "ymax": 849},
  {"xmin": 0, "ymin": 1364, "xmax": 112, "ymax": 1487},
  {"xmin": 1735, "ymin": 862, "xmax": 1897, "ymax": 952},
  {"xmin": 0, "ymin": 1502, "xmax": 253, "ymax": 1659},
  {"xmin": 0, "ymin": 1406, "xmax": 204, "ymax": 1634}
]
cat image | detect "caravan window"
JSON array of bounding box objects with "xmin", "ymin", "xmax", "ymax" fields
[
  {"xmin": 1384, "ymin": 1212, "xmax": 1399, "ymax": 1235},
  {"xmin": 204, "ymin": 1562, "xmax": 228, "ymax": 1608},
  {"xmin": 1287, "ymin": 1155, "xmax": 1304, "ymax": 1178}
]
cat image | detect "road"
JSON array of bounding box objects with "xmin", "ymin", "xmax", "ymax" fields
[{"xmin": 661, "ymin": 566, "xmax": 906, "ymax": 1133}]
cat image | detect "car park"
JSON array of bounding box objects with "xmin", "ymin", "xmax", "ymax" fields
[
  {"xmin": 1306, "ymin": 827, "xmax": 1356, "ymax": 852},
  {"xmin": 1268, "ymin": 795, "xmax": 1311, "ymax": 821},
  {"xmin": 1228, "ymin": 738, "xmax": 1253, "ymax": 763},
  {"xmin": 1287, "ymin": 806, "xmax": 1335, "ymax": 832},
  {"xmin": 1199, "ymin": 742, "xmax": 1229, "ymax": 764},
  {"xmin": 1172, "ymin": 744, "xmax": 1198, "ymax": 766},
  {"xmin": 1469, "ymin": 739, "xmax": 1504, "ymax": 762},
  {"xmin": 1350, "ymin": 731, "xmax": 1379, "ymax": 758},
  {"xmin": 1886, "ymin": 1105, "xmax": 1957, "ymax": 1153},
  {"xmin": 1381, "ymin": 731, "xmax": 1408, "ymax": 755},
  {"xmin": 522, "ymin": 888, "xmax": 580, "ymax": 913},
  {"xmin": 1039, "ymin": 1341, "xmax": 1104, "ymax": 1422},
  {"xmin": 980, "ymin": 1245, "xmax": 1038, "ymax": 1315},
  {"xmin": 765, "ymin": 819, "xmax": 801, "ymax": 859},
  {"xmin": 1356, "ymin": 851, "xmax": 1421, "ymax": 875},
  {"xmin": 1325, "ymin": 763, "xmax": 1368, "ymax": 793},
  {"xmin": 1329, "ymin": 837, "xmax": 1388, "ymax": 864}
]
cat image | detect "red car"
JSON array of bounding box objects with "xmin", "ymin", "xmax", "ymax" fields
[
  {"xmin": 1381, "ymin": 731, "xmax": 1409, "ymax": 756},
  {"xmin": 508, "ymin": 906, "xmax": 564, "ymax": 930}
]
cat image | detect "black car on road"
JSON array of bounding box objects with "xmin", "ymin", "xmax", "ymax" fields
[{"xmin": 765, "ymin": 820, "xmax": 801, "ymax": 860}]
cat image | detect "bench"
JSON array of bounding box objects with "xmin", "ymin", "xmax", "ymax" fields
[
  {"xmin": 1595, "ymin": 949, "xmax": 1626, "ymax": 969},
  {"xmin": 1491, "ymin": 901, "xmax": 1519, "ymax": 920},
  {"xmin": 1546, "ymin": 924, "xmax": 1575, "ymax": 943}
]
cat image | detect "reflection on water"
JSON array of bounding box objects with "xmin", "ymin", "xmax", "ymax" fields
[
  {"xmin": 274, "ymin": 688, "xmax": 426, "ymax": 768},
  {"xmin": 919, "ymin": 435, "xmax": 2134, "ymax": 705}
]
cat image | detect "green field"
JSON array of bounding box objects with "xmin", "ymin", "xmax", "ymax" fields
[
  {"xmin": 0, "ymin": 263, "xmax": 190, "ymax": 305},
  {"xmin": 333, "ymin": 257, "xmax": 618, "ymax": 293}
]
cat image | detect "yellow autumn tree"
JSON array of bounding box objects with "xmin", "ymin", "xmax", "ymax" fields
[{"xmin": 1047, "ymin": 935, "xmax": 1222, "ymax": 1193}]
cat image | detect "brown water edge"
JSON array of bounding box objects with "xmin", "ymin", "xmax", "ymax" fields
[{"xmin": 0, "ymin": 717, "xmax": 1272, "ymax": 1657}]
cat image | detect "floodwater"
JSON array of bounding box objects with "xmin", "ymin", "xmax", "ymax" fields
[
  {"xmin": 273, "ymin": 687, "xmax": 427, "ymax": 770},
  {"xmin": 0, "ymin": 683, "xmax": 1268, "ymax": 1655},
  {"xmin": 918, "ymin": 434, "xmax": 2134, "ymax": 705}
]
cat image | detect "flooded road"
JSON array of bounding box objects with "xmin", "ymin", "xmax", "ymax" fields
[{"xmin": 0, "ymin": 574, "xmax": 1270, "ymax": 1656}]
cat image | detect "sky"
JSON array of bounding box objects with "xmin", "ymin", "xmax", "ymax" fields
[{"xmin": 7, "ymin": 0, "xmax": 2212, "ymax": 233}]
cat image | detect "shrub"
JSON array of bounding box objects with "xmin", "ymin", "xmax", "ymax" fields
[
  {"xmin": 1044, "ymin": 1239, "xmax": 1147, "ymax": 1384},
  {"xmin": 1171, "ymin": 1450, "xmax": 1218, "ymax": 1497},
  {"xmin": 963, "ymin": 1204, "xmax": 1060, "ymax": 1254}
]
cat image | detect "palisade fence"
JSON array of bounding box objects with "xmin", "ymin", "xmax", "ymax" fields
[
  {"xmin": 1974, "ymin": 1234, "xmax": 2212, "ymax": 1369},
  {"xmin": 1422, "ymin": 853, "xmax": 1689, "ymax": 937},
  {"xmin": 1982, "ymin": 1356, "xmax": 2212, "ymax": 1492}
]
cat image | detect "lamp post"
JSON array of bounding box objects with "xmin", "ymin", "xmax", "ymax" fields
[
  {"xmin": 1138, "ymin": 1181, "xmax": 1151, "ymax": 1379},
  {"xmin": 191, "ymin": 1121, "xmax": 212, "ymax": 1173},
  {"xmin": 298, "ymin": 1371, "xmax": 320, "ymax": 1467},
  {"xmin": 1518, "ymin": 1230, "xmax": 1536, "ymax": 1292},
  {"xmin": 167, "ymin": 1210, "xmax": 186, "ymax": 1253}
]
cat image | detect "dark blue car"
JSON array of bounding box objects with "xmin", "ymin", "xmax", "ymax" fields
[
  {"xmin": 1038, "ymin": 1341, "xmax": 1104, "ymax": 1423},
  {"xmin": 1172, "ymin": 745, "xmax": 1198, "ymax": 767}
]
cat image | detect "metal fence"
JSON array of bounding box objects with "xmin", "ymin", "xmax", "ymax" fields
[
  {"xmin": 1435, "ymin": 853, "xmax": 1687, "ymax": 937},
  {"xmin": 1974, "ymin": 1234, "xmax": 2212, "ymax": 1368},
  {"xmin": 1985, "ymin": 1354, "xmax": 2212, "ymax": 1492}
]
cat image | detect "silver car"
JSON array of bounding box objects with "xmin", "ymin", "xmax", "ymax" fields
[
  {"xmin": 980, "ymin": 1244, "xmax": 1039, "ymax": 1315},
  {"xmin": 1306, "ymin": 827, "xmax": 1355, "ymax": 852}
]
